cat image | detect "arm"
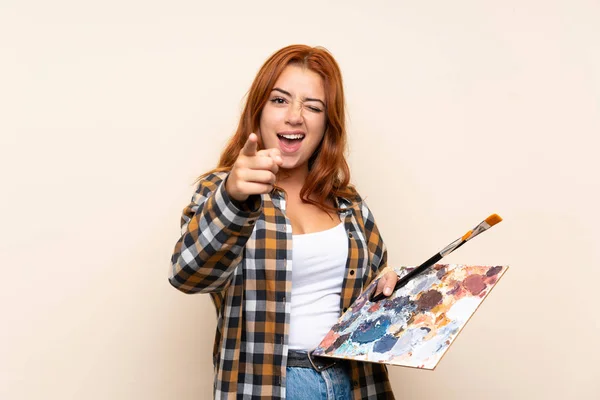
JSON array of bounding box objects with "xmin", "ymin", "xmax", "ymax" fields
[
  {"xmin": 360, "ymin": 201, "xmax": 388, "ymax": 276},
  {"xmin": 168, "ymin": 172, "xmax": 262, "ymax": 294},
  {"xmin": 360, "ymin": 201, "xmax": 400, "ymax": 297}
]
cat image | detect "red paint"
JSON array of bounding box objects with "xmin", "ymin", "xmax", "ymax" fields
[{"xmin": 463, "ymin": 274, "xmax": 486, "ymax": 295}]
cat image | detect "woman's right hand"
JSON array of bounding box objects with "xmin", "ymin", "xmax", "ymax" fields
[{"xmin": 225, "ymin": 133, "xmax": 283, "ymax": 202}]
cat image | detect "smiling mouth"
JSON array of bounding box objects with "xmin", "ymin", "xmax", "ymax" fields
[
  {"xmin": 277, "ymin": 133, "xmax": 305, "ymax": 152},
  {"xmin": 277, "ymin": 133, "xmax": 305, "ymax": 141}
]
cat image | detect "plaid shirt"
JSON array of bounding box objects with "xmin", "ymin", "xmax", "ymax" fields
[{"xmin": 169, "ymin": 172, "xmax": 395, "ymax": 399}]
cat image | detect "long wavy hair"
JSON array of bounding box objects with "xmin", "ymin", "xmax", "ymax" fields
[{"xmin": 200, "ymin": 44, "xmax": 355, "ymax": 212}]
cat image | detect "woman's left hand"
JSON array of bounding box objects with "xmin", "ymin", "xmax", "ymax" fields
[{"xmin": 373, "ymin": 270, "xmax": 399, "ymax": 298}]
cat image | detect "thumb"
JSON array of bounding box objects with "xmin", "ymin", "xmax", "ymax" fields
[
  {"xmin": 376, "ymin": 274, "xmax": 394, "ymax": 297},
  {"xmin": 269, "ymin": 148, "xmax": 283, "ymax": 165}
]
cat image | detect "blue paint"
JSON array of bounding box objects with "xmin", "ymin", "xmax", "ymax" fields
[
  {"xmin": 335, "ymin": 311, "xmax": 361, "ymax": 332},
  {"xmin": 373, "ymin": 334, "xmax": 398, "ymax": 353},
  {"xmin": 383, "ymin": 295, "xmax": 412, "ymax": 310},
  {"xmin": 436, "ymin": 266, "xmax": 447, "ymax": 279},
  {"xmin": 351, "ymin": 316, "xmax": 391, "ymax": 344}
]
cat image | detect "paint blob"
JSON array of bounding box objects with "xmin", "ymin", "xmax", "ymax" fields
[{"xmin": 463, "ymin": 274, "xmax": 486, "ymax": 295}]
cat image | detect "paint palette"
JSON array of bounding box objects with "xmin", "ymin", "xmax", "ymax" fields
[{"xmin": 312, "ymin": 264, "xmax": 508, "ymax": 370}]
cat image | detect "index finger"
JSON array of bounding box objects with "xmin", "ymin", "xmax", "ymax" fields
[{"xmin": 241, "ymin": 133, "xmax": 258, "ymax": 157}]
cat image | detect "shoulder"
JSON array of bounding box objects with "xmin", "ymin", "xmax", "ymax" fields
[
  {"xmin": 341, "ymin": 185, "xmax": 380, "ymax": 227},
  {"xmin": 339, "ymin": 183, "xmax": 364, "ymax": 206}
]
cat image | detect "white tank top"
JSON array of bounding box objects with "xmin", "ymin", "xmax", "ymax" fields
[{"xmin": 288, "ymin": 222, "xmax": 348, "ymax": 351}]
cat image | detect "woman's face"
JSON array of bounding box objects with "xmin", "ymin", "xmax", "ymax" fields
[{"xmin": 258, "ymin": 65, "xmax": 327, "ymax": 173}]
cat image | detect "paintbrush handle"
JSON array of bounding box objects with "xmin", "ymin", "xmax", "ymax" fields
[
  {"xmin": 371, "ymin": 239, "xmax": 470, "ymax": 302},
  {"xmin": 369, "ymin": 214, "xmax": 502, "ymax": 303},
  {"xmin": 397, "ymin": 253, "xmax": 442, "ymax": 287},
  {"xmin": 370, "ymin": 253, "xmax": 442, "ymax": 303}
]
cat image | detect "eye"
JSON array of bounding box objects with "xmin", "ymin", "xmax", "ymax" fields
[
  {"xmin": 270, "ymin": 97, "xmax": 287, "ymax": 105},
  {"xmin": 307, "ymin": 105, "xmax": 323, "ymax": 113}
]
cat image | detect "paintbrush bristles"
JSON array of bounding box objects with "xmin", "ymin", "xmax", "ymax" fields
[
  {"xmin": 462, "ymin": 214, "xmax": 503, "ymax": 243},
  {"xmin": 485, "ymin": 214, "xmax": 502, "ymax": 227}
]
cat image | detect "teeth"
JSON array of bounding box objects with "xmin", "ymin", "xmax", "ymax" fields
[{"xmin": 279, "ymin": 134, "xmax": 305, "ymax": 140}]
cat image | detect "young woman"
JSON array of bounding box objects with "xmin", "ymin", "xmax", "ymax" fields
[{"xmin": 169, "ymin": 44, "xmax": 398, "ymax": 399}]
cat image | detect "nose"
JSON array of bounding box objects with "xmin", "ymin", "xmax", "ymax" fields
[{"xmin": 285, "ymin": 103, "xmax": 304, "ymax": 125}]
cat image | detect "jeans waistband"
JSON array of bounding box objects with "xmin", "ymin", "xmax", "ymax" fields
[{"xmin": 287, "ymin": 350, "xmax": 340, "ymax": 372}]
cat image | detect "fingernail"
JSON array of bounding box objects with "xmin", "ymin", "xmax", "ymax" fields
[
  {"xmin": 384, "ymin": 287, "xmax": 392, "ymax": 296},
  {"xmin": 276, "ymin": 156, "xmax": 283, "ymax": 163}
]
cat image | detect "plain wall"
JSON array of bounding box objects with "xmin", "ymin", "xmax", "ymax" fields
[{"xmin": 1, "ymin": 0, "xmax": 598, "ymax": 399}]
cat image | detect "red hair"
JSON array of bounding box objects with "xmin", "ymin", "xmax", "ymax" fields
[{"xmin": 201, "ymin": 44, "xmax": 355, "ymax": 211}]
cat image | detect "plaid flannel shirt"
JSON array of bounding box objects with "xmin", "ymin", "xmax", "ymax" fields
[{"xmin": 169, "ymin": 172, "xmax": 395, "ymax": 399}]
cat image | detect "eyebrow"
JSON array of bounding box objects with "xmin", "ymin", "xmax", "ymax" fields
[{"xmin": 272, "ymin": 88, "xmax": 326, "ymax": 107}]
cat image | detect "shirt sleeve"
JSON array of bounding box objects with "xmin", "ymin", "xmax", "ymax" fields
[
  {"xmin": 168, "ymin": 172, "xmax": 262, "ymax": 294},
  {"xmin": 361, "ymin": 200, "xmax": 387, "ymax": 272},
  {"xmin": 361, "ymin": 201, "xmax": 410, "ymax": 282}
]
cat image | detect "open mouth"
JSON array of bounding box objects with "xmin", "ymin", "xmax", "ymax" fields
[
  {"xmin": 277, "ymin": 133, "xmax": 305, "ymax": 152},
  {"xmin": 277, "ymin": 133, "xmax": 305, "ymax": 142}
]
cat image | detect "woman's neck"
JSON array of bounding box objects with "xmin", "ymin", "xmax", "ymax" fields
[{"xmin": 276, "ymin": 165, "xmax": 309, "ymax": 196}]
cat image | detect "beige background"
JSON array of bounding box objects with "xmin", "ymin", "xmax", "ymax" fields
[{"xmin": 1, "ymin": 0, "xmax": 599, "ymax": 399}]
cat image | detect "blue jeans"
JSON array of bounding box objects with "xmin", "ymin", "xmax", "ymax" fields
[{"xmin": 285, "ymin": 364, "xmax": 352, "ymax": 400}]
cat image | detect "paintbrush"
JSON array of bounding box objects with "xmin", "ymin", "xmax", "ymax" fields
[{"xmin": 370, "ymin": 214, "xmax": 503, "ymax": 303}]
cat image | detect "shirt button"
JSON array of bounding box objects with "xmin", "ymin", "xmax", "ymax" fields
[
  {"xmin": 348, "ymin": 231, "xmax": 353, "ymax": 238},
  {"xmin": 349, "ymin": 270, "xmax": 355, "ymax": 276}
]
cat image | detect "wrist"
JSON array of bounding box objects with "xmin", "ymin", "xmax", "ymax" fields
[{"xmin": 225, "ymin": 176, "xmax": 249, "ymax": 203}]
